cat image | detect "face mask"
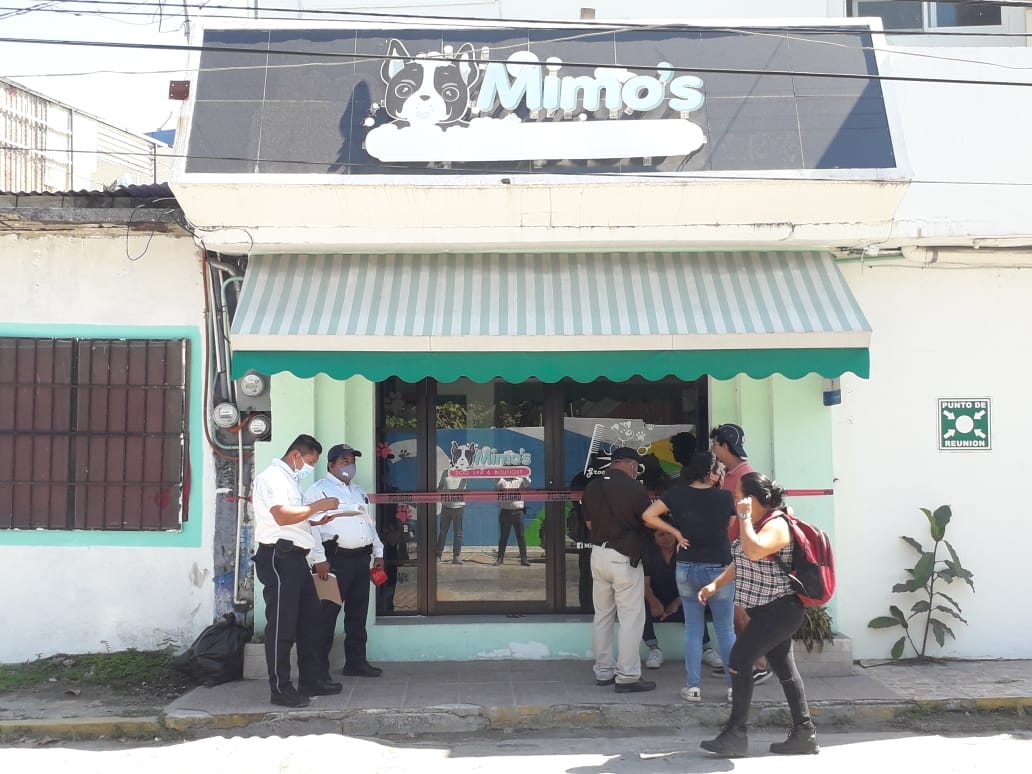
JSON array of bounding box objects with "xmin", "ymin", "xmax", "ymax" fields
[
  {"xmin": 339, "ymin": 463, "xmax": 357, "ymax": 481},
  {"xmin": 294, "ymin": 456, "xmax": 313, "ymax": 481}
]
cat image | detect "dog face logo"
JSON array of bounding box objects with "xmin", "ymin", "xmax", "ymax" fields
[
  {"xmin": 380, "ymin": 39, "xmax": 480, "ymax": 128},
  {"xmin": 449, "ymin": 441, "xmax": 477, "ymax": 469}
]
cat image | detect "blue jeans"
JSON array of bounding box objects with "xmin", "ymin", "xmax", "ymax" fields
[{"xmin": 676, "ymin": 561, "xmax": 736, "ymax": 689}]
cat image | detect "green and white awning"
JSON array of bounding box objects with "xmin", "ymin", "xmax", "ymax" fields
[{"xmin": 230, "ymin": 251, "xmax": 871, "ymax": 382}]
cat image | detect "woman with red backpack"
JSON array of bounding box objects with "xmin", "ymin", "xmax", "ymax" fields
[{"xmin": 697, "ymin": 471, "xmax": 819, "ymax": 758}]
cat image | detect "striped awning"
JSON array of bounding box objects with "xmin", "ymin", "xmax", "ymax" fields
[{"xmin": 230, "ymin": 251, "xmax": 870, "ymax": 382}]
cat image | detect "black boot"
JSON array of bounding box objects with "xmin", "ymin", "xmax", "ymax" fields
[
  {"xmin": 700, "ymin": 725, "xmax": 748, "ymax": 757},
  {"xmin": 770, "ymin": 722, "xmax": 819, "ymax": 755}
]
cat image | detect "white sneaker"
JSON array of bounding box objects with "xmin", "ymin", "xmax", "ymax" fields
[
  {"xmin": 702, "ymin": 647, "xmax": 723, "ymax": 668},
  {"xmin": 645, "ymin": 646, "xmax": 664, "ymax": 669},
  {"xmin": 680, "ymin": 686, "xmax": 702, "ymax": 702}
]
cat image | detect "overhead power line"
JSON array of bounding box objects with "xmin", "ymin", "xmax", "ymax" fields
[
  {"xmin": 3, "ymin": 33, "xmax": 1032, "ymax": 88},
  {"xmin": 2, "ymin": 0, "xmax": 1032, "ymax": 37},
  {"xmin": 5, "ymin": 144, "xmax": 1032, "ymax": 188}
]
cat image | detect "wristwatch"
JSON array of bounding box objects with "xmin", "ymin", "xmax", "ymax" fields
[{"xmin": 738, "ymin": 512, "xmax": 750, "ymax": 520}]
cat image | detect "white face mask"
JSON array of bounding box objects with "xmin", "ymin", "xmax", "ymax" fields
[
  {"xmin": 293, "ymin": 455, "xmax": 313, "ymax": 481},
  {"xmin": 339, "ymin": 463, "xmax": 357, "ymax": 482}
]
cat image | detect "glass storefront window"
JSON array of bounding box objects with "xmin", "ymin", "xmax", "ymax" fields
[
  {"xmin": 375, "ymin": 376, "xmax": 706, "ymax": 616},
  {"xmin": 433, "ymin": 380, "xmax": 547, "ymax": 608},
  {"xmin": 560, "ymin": 378, "xmax": 704, "ymax": 612},
  {"xmin": 376, "ymin": 378, "xmax": 422, "ymax": 614}
]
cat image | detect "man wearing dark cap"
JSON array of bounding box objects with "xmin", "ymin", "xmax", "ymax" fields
[
  {"xmin": 581, "ymin": 447, "xmax": 656, "ymax": 693},
  {"xmin": 709, "ymin": 423, "xmax": 771, "ymax": 684},
  {"xmin": 709, "ymin": 424, "xmax": 753, "ymax": 508},
  {"xmin": 306, "ymin": 443, "xmax": 386, "ymax": 679}
]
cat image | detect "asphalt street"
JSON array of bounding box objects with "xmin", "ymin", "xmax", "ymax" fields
[{"xmin": 1, "ymin": 728, "xmax": 1030, "ymax": 773}]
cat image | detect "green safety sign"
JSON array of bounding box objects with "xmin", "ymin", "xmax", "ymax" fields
[{"xmin": 938, "ymin": 398, "xmax": 991, "ymax": 450}]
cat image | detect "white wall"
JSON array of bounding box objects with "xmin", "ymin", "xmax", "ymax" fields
[
  {"xmin": 0, "ymin": 233, "xmax": 213, "ymax": 663},
  {"xmin": 833, "ymin": 255, "xmax": 1032, "ymax": 659},
  {"xmin": 882, "ymin": 47, "xmax": 1032, "ymax": 247},
  {"xmin": 3, "ymin": 234, "xmax": 202, "ymax": 325}
]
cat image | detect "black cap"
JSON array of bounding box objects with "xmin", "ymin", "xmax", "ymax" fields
[
  {"xmin": 328, "ymin": 443, "xmax": 363, "ymax": 462},
  {"xmin": 712, "ymin": 424, "xmax": 748, "ymax": 459},
  {"xmin": 610, "ymin": 446, "xmax": 644, "ymax": 463}
]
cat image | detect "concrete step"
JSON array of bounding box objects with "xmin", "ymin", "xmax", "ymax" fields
[{"xmin": 243, "ymin": 635, "xmax": 854, "ymax": 680}]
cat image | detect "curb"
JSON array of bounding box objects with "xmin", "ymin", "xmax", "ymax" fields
[
  {"xmin": 0, "ymin": 715, "xmax": 164, "ymax": 739},
  {"xmin": 3, "ymin": 697, "xmax": 1030, "ymax": 740}
]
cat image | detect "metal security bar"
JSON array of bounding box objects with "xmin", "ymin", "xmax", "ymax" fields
[{"xmin": 0, "ymin": 337, "xmax": 189, "ymax": 530}]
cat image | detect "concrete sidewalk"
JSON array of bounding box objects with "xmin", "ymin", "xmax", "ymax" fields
[{"xmin": 3, "ymin": 658, "xmax": 1032, "ymax": 740}]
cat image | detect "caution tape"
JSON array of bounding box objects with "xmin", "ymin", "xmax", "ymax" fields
[{"xmin": 365, "ymin": 488, "xmax": 833, "ymax": 505}]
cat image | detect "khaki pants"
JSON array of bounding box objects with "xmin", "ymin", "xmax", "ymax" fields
[{"xmin": 591, "ymin": 545, "xmax": 646, "ymax": 684}]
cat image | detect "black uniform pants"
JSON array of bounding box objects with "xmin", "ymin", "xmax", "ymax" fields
[
  {"xmin": 318, "ymin": 547, "xmax": 373, "ymax": 672},
  {"xmin": 437, "ymin": 506, "xmax": 465, "ymax": 559},
  {"xmin": 253, "ymin": 543, "xmax": 321, "ymax": 695},
  {"xmin": 497, "ymin": 507, "xmax": 527, "ymax": 560}
]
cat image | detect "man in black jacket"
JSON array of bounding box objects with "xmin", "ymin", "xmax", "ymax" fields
[{"xmin": 582, "ymin": 447, "xmax": 655, "ymax": 693}]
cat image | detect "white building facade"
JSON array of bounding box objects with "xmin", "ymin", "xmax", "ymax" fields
[
  {"xmin": 169, "ymin": 5, "xmax": 1031, "ymax": 663},
  {"xmin": 0, "ymin": 198, "xmax": 213, "ymax": 663},
  {"xmin": 2, "ymin": 1, "xmax": 1030, "ymax": 664}
]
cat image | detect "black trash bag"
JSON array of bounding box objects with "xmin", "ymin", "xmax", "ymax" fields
[{"xmin": 171, "ymin": 613, "xmax": 251, "ymax": 687}]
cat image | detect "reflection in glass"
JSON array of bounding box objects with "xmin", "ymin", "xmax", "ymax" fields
[
  {"xmin": 560, "ymin": 378, "xmax": 704, "ymax": 612},
  {"xmin": 377, "ymin": 378, "xmax": 420, "ymax": 615},
  {"xmin": 377, "ymin": 376, "xmax": 709, "ymax": 615},
  {"xmin": 433, "ymin": 380, "xmax": 547, "ymax": 606}
]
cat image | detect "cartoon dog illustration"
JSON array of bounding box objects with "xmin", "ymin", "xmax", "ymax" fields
[
  {"xmin": 449, "ymin": 441, "xmax": 478, "ymax": 469},
  {"xmin": 380, "ymin": 39, "xmax": 480, "ymax": 128}
]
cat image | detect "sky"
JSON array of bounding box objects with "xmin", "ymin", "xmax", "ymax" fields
[
  {"xmin": 0, "ymin": 1, "xmax": 254, "ymax": 135},
  {"xmin": 0, "ymin": 1, "xmax": 827, "ymax": 137},
  {"xmin": 0, "ymin": 0, "xmax": 503, "ymax": 136}
]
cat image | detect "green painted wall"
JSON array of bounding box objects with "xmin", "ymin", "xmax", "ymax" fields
[
  {"xmin": 251, "ymin": 373, "xmax": 376, "ymax": 634},
  {"xmin": 709, "ymin": 373, "xmax": 838, "ymax": 622}
]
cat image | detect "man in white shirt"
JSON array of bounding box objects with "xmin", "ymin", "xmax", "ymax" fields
[
  {"xmin": 252, "ymin": 434, "xmax": 342, "ymax": 707},
  {"xmin": 437, "ymin": 469, "xmax": 467, "ymax": 564},
  {"xmin": 307, "ymin": 443, "xmax": 386, "ymax": 678}
]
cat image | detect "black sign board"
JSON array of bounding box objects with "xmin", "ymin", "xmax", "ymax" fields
[{"xmin": 186, "ymin": 26, "xmax": 896, "ymax": 175}]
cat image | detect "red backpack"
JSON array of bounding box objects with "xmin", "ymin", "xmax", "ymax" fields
[{"xmin": 760, "ymin": 508, "xmax": 836, "ymax": 607}]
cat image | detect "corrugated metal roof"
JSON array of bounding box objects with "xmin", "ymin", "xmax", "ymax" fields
[
  {"xmin": 0, "ymin": 183, "xmax": 187, "ymax": 233},
  {"xmin": 0, "ymin": 183, "xmax": 175, "ymax": 199}
]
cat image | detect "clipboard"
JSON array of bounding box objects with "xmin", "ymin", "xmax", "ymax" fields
[
  {"xmin": 310, "ymin": 507, "xmax": 365, "ymax": 523},
  {"xmin": 312, "ymin": 572, "xmax": 343, "ymax": 606}
]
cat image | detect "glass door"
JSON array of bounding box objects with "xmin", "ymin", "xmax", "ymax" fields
[
  {"xmin": 559, "ymin": 378, "xmax": 706, "ymax": 612},
  {"xmin": 375, "ymin": 375, "xmax": 707, "ymax": 616},
  {"xmin": 430, "ymin": 379, "xmax": 548, "ymax": 612}
]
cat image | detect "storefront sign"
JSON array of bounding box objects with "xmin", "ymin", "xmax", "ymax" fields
[
  {"xmin": 364, "ymin": 40, "xmax": 706, "ymax": 163},
  {"xmin": 187, "ymin": 25, "xmax": 897, "ymax": 175},
  {"xmin": 938, "ymin": 398, "xmax": 991, "ymax": 450},
  {"xmin": 446, "ymin": 440, "xmax": 532, "ymax": 478}
]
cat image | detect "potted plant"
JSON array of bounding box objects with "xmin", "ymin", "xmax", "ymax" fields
[{"xmin": 793, "ymin": 605, "xmax": 834, "ymax": 652}]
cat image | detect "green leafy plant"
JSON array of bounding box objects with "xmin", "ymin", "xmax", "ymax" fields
[
  {"xmin": 793, "ymin": 605, "xmax": 835, "ymax": 652},
  {"xmin": 867, "ymin": 505, "xmax": 975, "ymax": 659}
]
